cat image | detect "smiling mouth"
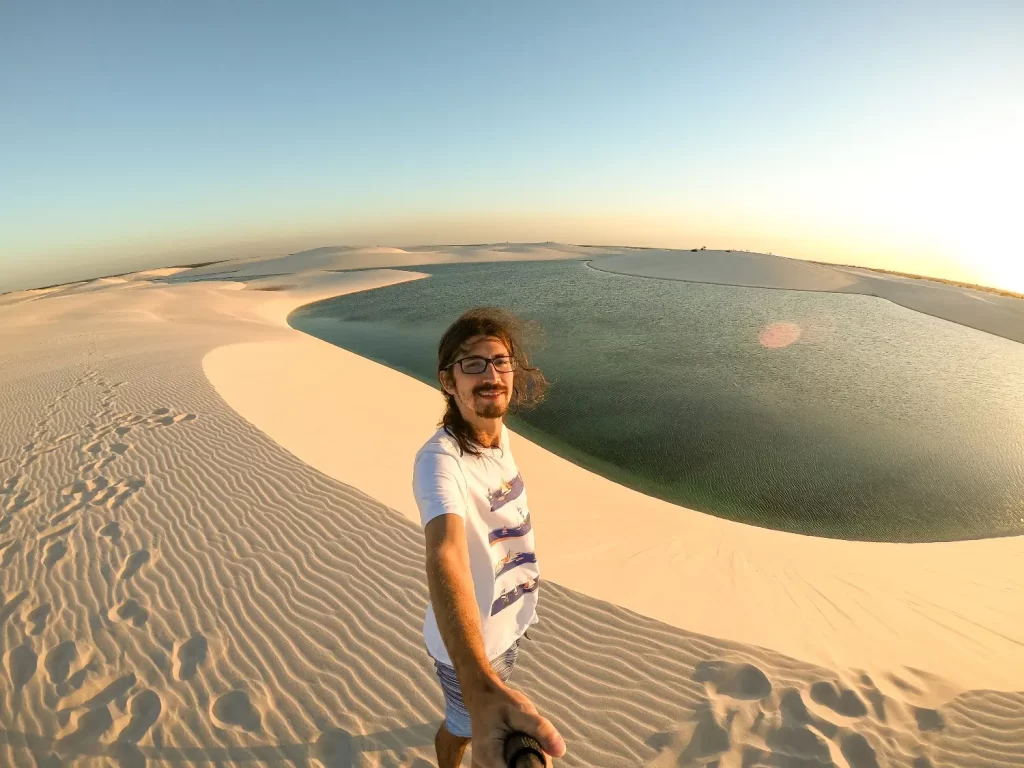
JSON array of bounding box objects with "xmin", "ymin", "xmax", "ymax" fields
[{"xmin": 476, "ymin": 389, "xmax": 506, "ymax": 398}]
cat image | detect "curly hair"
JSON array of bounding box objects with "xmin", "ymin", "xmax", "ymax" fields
[{"xmin": 436, "ymin": 307, "xmax": 548, "ymax": 456}]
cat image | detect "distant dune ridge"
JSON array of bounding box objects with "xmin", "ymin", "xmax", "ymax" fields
[
  {"xmin": 1, "ymin": 244, "xmax": 1022, "ymax": 766},
  {"xmin": 588, "ymin": 249, "xmax": 1024, "ymax": 344}
]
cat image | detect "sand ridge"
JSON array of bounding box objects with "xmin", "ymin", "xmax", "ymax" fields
[{"xmin": 1, "ymin": 244, "xmax": 1022, "ymax": 766}]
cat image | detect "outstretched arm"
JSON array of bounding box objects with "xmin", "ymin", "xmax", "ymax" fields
[{"xmin": 424, "ymin": 514, "xmax": 566, "ymax": 767}]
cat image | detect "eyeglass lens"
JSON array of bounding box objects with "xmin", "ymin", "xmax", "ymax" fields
[{"xmin": 461, "ymin": 356, "xmax": 514, "ymax": 374}]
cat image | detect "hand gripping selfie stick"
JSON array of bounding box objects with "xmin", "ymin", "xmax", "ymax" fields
[{"xmin": 504, "ymin": 732, "xmax": 546, "ymax": 767}]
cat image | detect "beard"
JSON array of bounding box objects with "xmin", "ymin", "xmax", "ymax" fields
[
  {"xmin": 475, "ymin": 400, "xmax": 508, "ymax": 419},
  {"xmin": 473, "ymin": 386, "xmax": 509, "ymax": 418}
]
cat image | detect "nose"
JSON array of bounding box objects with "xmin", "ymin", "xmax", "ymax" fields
[{"xmin": 480, "ymin": 362, "xmax": 501, "ymax": 382}]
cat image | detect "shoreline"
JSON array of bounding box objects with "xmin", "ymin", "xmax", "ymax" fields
[{"xmin": 587, "ymin": 252, "xmax": 1024, "ymax": 345}]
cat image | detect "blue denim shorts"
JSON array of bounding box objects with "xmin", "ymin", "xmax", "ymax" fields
[{"xmin": 432, "ymin": 640, "xmax": 520, "ymax": 738}]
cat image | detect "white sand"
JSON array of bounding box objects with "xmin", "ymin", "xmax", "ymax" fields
[{"xmin": 2, "ymin": 245, "xmax": 1022, "ymax": 767}]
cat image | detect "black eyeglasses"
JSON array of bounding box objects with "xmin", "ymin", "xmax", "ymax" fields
[{"xmin": 445, "ymin": 355, "xmax": 517, "ymax": 374}]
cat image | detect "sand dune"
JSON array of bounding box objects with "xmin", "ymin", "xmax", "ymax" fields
[
  {"xmin": 589, "ymin": 249, "xmax": 1024, "ymax": 344},
  {"xmin": 175, "ymin": 242, "xmax": 587, "ymax": 281},
  {"xmin": 1, "ymin": 245, "xmax": 1022, "ymax": 767}
]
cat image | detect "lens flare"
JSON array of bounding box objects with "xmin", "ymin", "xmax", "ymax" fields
[{"xmin": 759, "ymin": 322, "xmax": 802, "ymax": 349}]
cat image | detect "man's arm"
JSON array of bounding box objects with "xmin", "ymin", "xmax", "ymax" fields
[{"xmin": 424, "ymin": 514, "xmax": 566, "ymax": 767}]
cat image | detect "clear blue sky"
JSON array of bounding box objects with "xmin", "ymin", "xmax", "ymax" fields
[{"xmin": 2, "ymin": 1, "xmax": 1022, "ymax": 292}]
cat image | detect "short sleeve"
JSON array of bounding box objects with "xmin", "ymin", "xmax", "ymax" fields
[{"xmin": 413, "ymin": 451, "xmax": 469, "ymax": 527}]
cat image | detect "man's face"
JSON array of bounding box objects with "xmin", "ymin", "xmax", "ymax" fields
[{"xmin": 443, "ymin": 335, "xmax": 514, "ymax": 420}]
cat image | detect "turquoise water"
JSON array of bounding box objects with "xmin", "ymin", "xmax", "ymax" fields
[{"xmin": 289, "ymin": 261, "xmax": 1024, "ymax": 542}]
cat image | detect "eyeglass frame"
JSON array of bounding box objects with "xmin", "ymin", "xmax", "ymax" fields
[{"xmin": 442, "ymin": 355, "xmax": 518, "ymax": 375}]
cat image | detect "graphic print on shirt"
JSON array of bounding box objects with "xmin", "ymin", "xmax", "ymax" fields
[
  {"xmin": 489, "ymin": 472, "xmax": 525, "ymax": 512},
  {"xmin": 488, "ymin": 510, "xmax": 532, "ymax": 545},
  {"xmin": 494, "ymin": 550, "xmax": 539, "ymax": 579},
  {"xmin": 490, "ymin": 577, "xmax": 541, "ymax": 616}
]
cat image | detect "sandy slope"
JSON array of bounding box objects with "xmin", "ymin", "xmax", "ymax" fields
[
  {"xmin": 1, "ymin": 245, "xmax": 1022, "ymax": 767},
  {"xmin": 209, "ymin": 335, "xmax": 1024, "ymax": 691}
]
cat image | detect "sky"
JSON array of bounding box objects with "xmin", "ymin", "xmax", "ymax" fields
[{"xmin": 2, "ymin": 1, "xmax": 1022, "ymax": 293}]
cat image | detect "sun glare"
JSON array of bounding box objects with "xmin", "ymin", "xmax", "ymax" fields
[
  {"xmin": 795, "ymin": 109, "xmax": 1023, "ymax": 294},
  {"xmin": 759, "ymin": 322, "xmax": 803, "ymax": 349}
]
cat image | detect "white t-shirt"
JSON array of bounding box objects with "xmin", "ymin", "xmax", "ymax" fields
[{"xmin": 413, "ymin": 425, "xmax": 540, "ymax": 665}]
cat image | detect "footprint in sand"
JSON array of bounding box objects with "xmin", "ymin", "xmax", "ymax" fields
[
  {"xmin": 118, "ymin": 550, "xmax": 151, "ymax": 582},
  {"xmin": 114, "ymin": 688, "xmax": 162, "ymax": 744},
  {"xmin": 765, "ymin": 723, "xmax": 834, "ymax": 765},
  {"xmin": 109, "ymin": 478, "xmax": 146, "ymax": 509},
  {"xmin": 810, "ymin": 679, "xmax": 870, "ymax": 718},
  {"xmin": 657, "ymin": 660, "xmax": 896, "ymax": 768},
  {"xmin": 6, "ymin": 643, "xmax": 38, "ymax": 691},
  {"xmin": 841, "ymin": 732, "xmax": 881, "ymax": 768},
  {"xmin": 913, "ymin": 707, "xmax": 945, "ymax": 732},
  {"xmin": 99, "ymin": 521, "xmax": 122, "ymax": 541},
  {"xmin": 80, "ymin": 441, "xmax": 132, "ymax": 473},
  {"xmin": 651, "ymin": 703, "xmax": 732, "ymax": 765},
  {"xmin": 44, "ymin": 641, "xmax": 78, "ymax": 686},
  {"xmin": 211, "ymin": 689, "xmax": 262, "ymax": 732},
  {"xmin": 779, "ymin": 687, "xmax": 838, "ymax": 739},
  {"xmin": 109, "ymin": 599, "xmax": 149, "ymax": 628},
  {"xmin": 43, "ymin": 540, "xmax": 68, "ymax": 568},
  {"xmin": 150, "ymin": 413, "xmax": 197, "ymax": 427},
  {"xmin": 173, "ymin": 635, "xmax": 208, "ymax": 680},
  {"xmin": 694, "ymin": 660, "xmax": 772, "ymax": 700},
  {"xmin": 646, "ymin": 660, "xmax": 775, "ymax": 766},
  {"xmin": 55, "ymin": 476, "xmax": 144, "ymax": 517},
  {"xmin": 25, "ymin": 602, "xmax": 51, "ymax": 635},
  {"xmin": 58, "ymin": 477, "xmax": 108, "ymax": 509},
  {"xmin": 83, "ymin": 457, "xmax": 116, "ymax": 473}
]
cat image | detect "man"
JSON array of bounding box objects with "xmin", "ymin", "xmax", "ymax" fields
[{"xmin": 413, "ymin": 307, "xmax": 566, "ymax": 767}]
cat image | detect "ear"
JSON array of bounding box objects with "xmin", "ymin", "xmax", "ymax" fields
[{"xmin": 439, "ymin": 369, "xmax": 456, "ymax": 396}]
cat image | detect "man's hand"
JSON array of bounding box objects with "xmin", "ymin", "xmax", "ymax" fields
[{"xmin": 467, "ymin": 681, "xmax": 566, "ymax": 767}]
